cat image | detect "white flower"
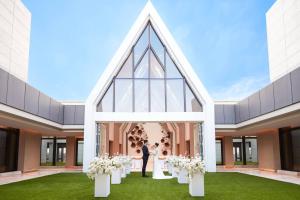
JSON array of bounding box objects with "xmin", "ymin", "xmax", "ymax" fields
[{"xmin": 86, "ymin": 156, "xmax": 114, "ymax": 180}]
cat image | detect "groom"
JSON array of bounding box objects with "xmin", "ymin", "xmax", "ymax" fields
[{"xmin": 142, "ymin": 140, "xmax": 150, "ymax": 177}]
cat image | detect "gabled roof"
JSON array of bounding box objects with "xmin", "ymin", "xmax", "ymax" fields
[{"xmin": 86, "ymin": 1, "xmax": 213, "ymax": 107}]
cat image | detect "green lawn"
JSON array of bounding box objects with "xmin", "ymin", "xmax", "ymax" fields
[{"xmin": 0, "ymin": 172, "xmax": 299, "ymax": 200}]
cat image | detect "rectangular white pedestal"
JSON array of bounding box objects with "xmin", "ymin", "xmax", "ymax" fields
[
  {"xmin": 111, "ymin": 169, "xmax": 121, "ymax": 184},
  {"xmin": 189, "ymin": 173, "xmax": 204, "ymax": 197},
  {"xmin": 95, "ymin": 174, "xmax": 110, "ymax": 197},
  {"xmin": 121, "ymin": 166, "xmax": 126, "ymax": 178},
  {"xmin": 177, "ymin": 169, "xmax": 188, "ymax": 184},
  {"xmin": 172, "ymin": 167, "xmax": 178, "ymax": 178}
]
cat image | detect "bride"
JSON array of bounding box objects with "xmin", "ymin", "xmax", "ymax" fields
[{"xmin": 152, "ymin": 143, "xmax": 172, "ymax": 179}]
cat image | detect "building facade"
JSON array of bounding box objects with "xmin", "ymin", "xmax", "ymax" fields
[
  {"xmin": 0, "ymin": 0, "xmax": 300, "ymax": 175},
  {"xmin": 0, "ymin": 0, "xmax": 31, "ymax": 82},
  {"xmin": 267, "ymin": 0, "xmax": 300, "ymax": 82}
]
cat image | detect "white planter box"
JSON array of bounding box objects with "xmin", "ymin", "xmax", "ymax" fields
[
  {"xmin": 189, "ymin": 173, "xmax": 204, "ymax": 197},
  {"xmin": 167, "ymin": 163, "xmax": 172, "ymax": 174},
  {"xmin": 94, "ymin": 174, "xmax": 110, "ymax": 197},
  {"xmin": 121, "ymin": 166, "xmax": 126, "ymax": 178},
  {"xmin": 177, "ymin": 169, "xmax": 188, "ymax": 184},
  {"xmin": 111, "ymin": 169, "xmax": 121, "ymax": 184},
  {"xmin": 172, "ymin": 167, "xmax": 178, "ymax": 178},
  {"xmin": 125, "ymin": 165, "xmax": 131, "ymax": 174}
]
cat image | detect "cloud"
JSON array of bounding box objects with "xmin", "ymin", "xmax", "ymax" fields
[{"xmin": 211, "ymin": 76, "xmax": 269, "ymax": 101}]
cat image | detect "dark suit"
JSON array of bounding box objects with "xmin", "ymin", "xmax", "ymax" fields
[{"xmin": 142, "ymin": 144, "xmax": 149, "ymax": 176}]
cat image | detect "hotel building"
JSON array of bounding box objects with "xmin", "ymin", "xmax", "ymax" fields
[{"xmin": 0, "ymin": 0, "xmax": 299, "ymax": 175}]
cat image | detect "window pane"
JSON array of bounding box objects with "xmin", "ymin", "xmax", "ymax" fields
[
  {"xmin": 135, "ymin": 79, "xmax": 149, "ymax": 112},
  {"xmin": 76, "ymin": 140, "xmax": 84, "ymax": 166},
  {"xmin": 150, "ymin": 25, "xmax": 164, "ymax": 64},
  {"xmin": 245, "ymin": 137, "xmax": 258, "ymax": 165},
  {"xmin": 56, "ymin": 139, "xmax": 66, "ymax": 166},
  {"xmin": 117, "ymin": 53, "xmax": 132, "ymax": 78},
  {"xmin": 166, "ymin": 79, "xmax": 184, "ymax": 112},
  {"xmin": 134, "ymin": 50, "xmax": 149, "ymax": 78},
  {"xmin": 151, "ymin": 79, "xmax": 165, "ymax": 112},
  {"xmin": 134, "ymin": 25, "xmax": 149, "ymax": 66},
  {"xmin": 97, "ymin": 83, "xmax": 113, "ymax": 112},
  {"xmin": 115, "ymin": 79, "xmax": 133, "ymax": 112},
  {"xmin": 185, "ymin": 82, "xmax": 202, "ymax": 112},
  {"xmin": 166, "ymin": 52, "xmax": 182, "ymax": 78},
  {"xmin": 40, "ymin": 139, "xmax": 54, "ymax": 166},
  {"xmin": 150, "ymin": 50, "xmax": 164, "ymax": 78},
  {"xmin": 216, "ymin": 140, "xmax": 222, "ymax": 165}
]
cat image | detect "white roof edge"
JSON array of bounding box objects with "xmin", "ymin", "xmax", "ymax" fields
[
  {"xmin": 59, "ymin": 101, "xmax": 85, "ymax": 105},
  {"xmin": 214, "ymin": 101, "xmax": 238, "ymax": 105}
]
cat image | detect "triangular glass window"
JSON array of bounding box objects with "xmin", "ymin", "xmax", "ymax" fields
[
  {"xmin": 134, "ymin": 50, "xmax": 149, "ymax": 78},
  {"xmin": 185, "ymin": 82, "xmax": 202, "ymax": 112},
  {"xmin": 97, "ymin": 20, "xmax": 203, "ymax": 113},
  {"xmin": 150, "ymin": 25, "xmax": 164, "ymax": 65},
  {"xmin": 117, "ymin": 53, "xmax": 133, "ymax": 78},
  {"xmin": 134, "ymin": 26, "xmax": 149, "ymax": 66},
  {"xmin": 97, "ymin": 82, "xmax": 113, "ymax": 112},
  {"xmin": 150, "ymin": 50, "xmax": 164, "ymax": 78},
  {"xmin": 166, "ymin": 52, "xmax": 182, "ymax": 78}
]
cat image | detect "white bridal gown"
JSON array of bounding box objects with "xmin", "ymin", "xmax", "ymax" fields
[{"xmin": 152, "ymin": 147, "xmax": 172, "ymax": 179}]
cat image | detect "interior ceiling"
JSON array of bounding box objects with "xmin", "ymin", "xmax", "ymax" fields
[{"xmin": 0, "ymin": 111, "xmax": 83, "ymax": 136}]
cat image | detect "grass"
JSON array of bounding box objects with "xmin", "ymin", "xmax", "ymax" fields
[
  {"xmin": 40, "ymin": 162, "xmax": 66, "ymax": 166},
  {"xmin": 234, "ymin": 161, "xmax": 258, "ymax": 165},
  {"xmin": 0, "ymin": 172, "xmax": 300, "ymax": 200}
]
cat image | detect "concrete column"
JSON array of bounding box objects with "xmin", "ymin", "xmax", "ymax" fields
[
  {"xmin": 18, "ymin": 131, "xmax": 41, "ymax": 172},
  {"xmin": 113, "ymin": 123, "xmax": 121, "ymax": 154},
  {"xmin": 66, "ymin": 136, "xmax": 76, "ymax": 167},
  {"xmin": 223, "ymin": 136, "xmax": 234, "ymax": 167},
  {"xmin": 257, "ymin": 131, "xmax": 281, "ymax": 171},
  {"xmin": 178, "ymin": 123, "xmax": 186, "ymax": 155},
  {"xmin": 189, "ymin": 123, "xmax": 195, "ymax": 156}
]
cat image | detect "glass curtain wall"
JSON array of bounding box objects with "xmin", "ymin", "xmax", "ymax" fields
[
  {"xmin": 233, "ymin": 136, "xmax": 258, "ymax": 165},
  {"xmin": 40, "ymin": 137, "xmax": 66, "ymax": 166},
  {"xmin": 0, "ymin": 129, "xmax": 19, "ymax": 173},
  {"xmin": 280, "ymin": 128, "xmax": 300, "ymax": 172},
  {"xmin": 97, "ymin": 22, "xmax": 202, "ymax": 113}
]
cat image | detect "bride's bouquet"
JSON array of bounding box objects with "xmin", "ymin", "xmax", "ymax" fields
[
  {"xmin": 87, "ymin": 155, "xmax": 114, "ymax": 180},
  {"xmin": 185, "ymin": 157, "xmax": 205, "ymax": 178}
]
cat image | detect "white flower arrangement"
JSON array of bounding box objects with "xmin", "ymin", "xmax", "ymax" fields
[
  {"xmin": 119, "ymin": 155, "xmax": 132, "ymax": 166},
  {"xmin": 185, "ymin": 157, "xmax": 206, "ymax": 178},
  {"xmin": 177, "ymin": 157, "xmax": 191, "ymax": 170},
  {"xmin": 87, "ymin": 156, "xmax": 114, "ymax": 180},
  {"xmin": 110, "ymin": 156, "xmax": 123, "ymax": 169},
  {"xmin": 166, "ymin": 155, "xmax": 177, "ymax": 165}
]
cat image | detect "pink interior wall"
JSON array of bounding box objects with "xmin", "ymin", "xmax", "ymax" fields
[
  {"xmin": 257, "ymin": 132, "xmax": 281, "ymax": 171},
  {"xmin": 223, "ymin": 136, "xmax": 234, "ymax": 167},
  {"xmin": 66, "ymin": 136, "xmax": 75, "ymax": 167},
  {"xmin": 18, "ymin": 131, "xmax": 41, "ymax": 172}
]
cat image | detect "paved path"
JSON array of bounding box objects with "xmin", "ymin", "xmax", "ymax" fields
[
  {"xmin": 1, "ymin": 167, "xmax": 299, "ymax": 186},
  {"xmin": 0, "ymin": 168, "xmax": 82, "ymax": 185},
  {"xmin": 217, "ymin": 167, "xmax": 300, "ymax": 185}
]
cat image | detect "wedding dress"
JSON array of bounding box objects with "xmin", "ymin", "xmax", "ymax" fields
[{"xmin": 152, "ymin": 147, "xmax": 172, "ymax": 179}]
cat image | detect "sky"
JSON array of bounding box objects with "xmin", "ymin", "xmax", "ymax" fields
[{"xmin": 23, "ymin": 0, "xmax": 275, "ymax": 101}]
